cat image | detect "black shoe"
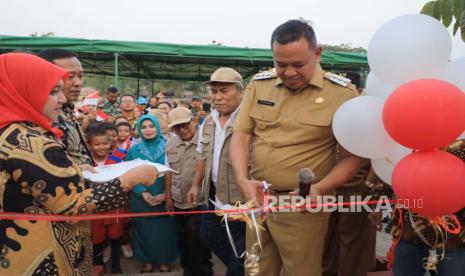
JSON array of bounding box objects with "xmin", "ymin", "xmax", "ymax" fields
[
  {"xmin": 111, "ymin": 266, "xmax": 123, "ymax": 274},
  {"xmin": 92, "ymin": 243, "xmax": 105, "ymax": 266},
  {"xmin": 110, "ymin": 238, "xmax": 123, "ymax": 274}
]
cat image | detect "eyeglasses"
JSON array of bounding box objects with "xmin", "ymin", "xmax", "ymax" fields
[{"xmin": 121, "ymin": 99, "xmax": 134, "ymax": 103}]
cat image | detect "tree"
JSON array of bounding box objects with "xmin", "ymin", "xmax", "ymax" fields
[
  {"xmin": 421, "ymin": 0, "xmax": 465, "ymax": 41},
  {"xmin": 29, "ymin": 32, "xmax": 55, "ymax": 37},
  {"xmin": 320, "ymin": 43, "xmax": 366, "ymax": 53},
  {"xmin": 84, "ymin": 74, "xmax": 205, "ymax": 98}
]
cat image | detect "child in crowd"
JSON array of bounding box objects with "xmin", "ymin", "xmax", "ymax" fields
[
  {"xmin": 87, "ymin": 129, "xmax": 110, "ymax": 166},
  {"xmin": 97, "ymin": 122, "xmax": 118, "ymax": 153},
  {"xmin": 116, "ymin": 122, "xmax": 132, "ymax": 148},
  {"xmin": 87, "ymin": 129, "xmax": 124, "ymax": 274},
  {"xmin": 113, "ymin": 122, "xmax": 135, "ymax": 258},
  {"xmin": 104, "ymin": 122, "xmax": 133, "ymax": 164},
  {"xmin": 113, "ymin": 115, "xmax": 130, "ymax": 126}
]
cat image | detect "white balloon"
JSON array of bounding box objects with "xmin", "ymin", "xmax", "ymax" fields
[
  {"xmin": 368, "ymin": 14, "xmax": 451, "ymax": 85},
  {"xmin": 437, "ymin": 58, "xmax": 465, "ymax": 93},
  {"xmin": 365, "ymin": 72, "xmax": 396, "ymax": 100},
  {"xmin": 457, "ymin": 131, "xmax": 465, "ymax": 140},
  {"xmin": 332, "ymin": 96, "xmax": 397, "ymax": 159},
  {"xmin": 371, "ymin": 145, "xmax": 412, "ymax": 185}
]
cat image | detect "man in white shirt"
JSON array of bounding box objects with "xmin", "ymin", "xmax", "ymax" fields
[{"xmin": 187, "ymin": 67, "xmax": 245, "ymax": 276}]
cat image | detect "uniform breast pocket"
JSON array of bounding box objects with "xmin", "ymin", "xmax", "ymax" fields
[
  {"xmin": 296, "ymin": 112, "xmax": 333, "ymax": 142},
  {"xmin": 198, "ymin": 137, "xmax": 210, "ymax": 156},
  {"xmin": 249, "ymin": 108, "xmax": 279, "ymax": 138},
  {"xmin": 167, "ymin": 153, "xmax": 180, "ymax": 170},
  {"xmin": 171, "ymin": 185, "xmax": 183, "ymax": 202}
]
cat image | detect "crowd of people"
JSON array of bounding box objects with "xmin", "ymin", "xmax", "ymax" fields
[{"xmin": 0, "ymin": 18, "xmax": 464, "ymax": 276}]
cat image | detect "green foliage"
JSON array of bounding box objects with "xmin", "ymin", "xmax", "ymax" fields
[
  {"xmin": 29, "ymin": 32, "xmax": 55, "ymax": 37},
  {"xmin": 84, "ymin": 74, "xmax": 206, "ymax": 98},
  {"xmin": 460, "ymin": 10, "xmax": 465, "ymax": 40},
  {"xmin": 441, "ymin": 0, "xmax": 453, "ymax": 27},
  {"xmin": 320, "ymin": 43, "xmax": 367, "ymax": 53},
  {"xmin": 421, "ymin": 0, "xmax": 465, "ymax": 41},
  {"xmin": 421, "ymin": 0, "xmax": 442, "ymax": 20}
]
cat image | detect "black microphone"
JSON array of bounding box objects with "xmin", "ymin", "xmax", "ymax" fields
[{"xmin": 298, "ymin": 168, "xmax": 315, "ymax": 198}]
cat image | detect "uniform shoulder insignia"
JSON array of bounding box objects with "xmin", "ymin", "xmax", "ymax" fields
[
  {"xmin": 324, "ymin": 72, "xmax": 351, "ymax": 87},
  {"xmin": 254, "ymin": 69, "xmax": 277, "ymax": 80}
]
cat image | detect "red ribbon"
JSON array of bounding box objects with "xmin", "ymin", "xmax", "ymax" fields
[{"xmin": 0, "ymin": 199, "xmax": 397, "ymax": 221}]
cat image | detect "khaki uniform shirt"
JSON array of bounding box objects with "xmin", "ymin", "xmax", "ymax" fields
[
  {"xmin": 233, "ymin": 64, "xmax": 358, "ymax": 191},
  {"xmin": 166, "ymin": 132, "xmax": 205, "ymax": 209}
]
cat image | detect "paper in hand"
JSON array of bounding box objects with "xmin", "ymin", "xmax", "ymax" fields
[{"xmin": 83, "ymin": 159, "xmax": 178, "ymax": 183}]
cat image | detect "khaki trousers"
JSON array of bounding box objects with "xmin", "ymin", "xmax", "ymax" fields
[
  {"xmin": 246, "ymin": 211, "xmax": 330, "ymax": 276},
  {"xmin": 322, "ymin": 184, "xmax": 377, "ymax": 276}
]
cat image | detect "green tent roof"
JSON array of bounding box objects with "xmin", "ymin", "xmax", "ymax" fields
[{"xmin": 0, "ymin": 35, "xmax": 368, "ymax": 81}]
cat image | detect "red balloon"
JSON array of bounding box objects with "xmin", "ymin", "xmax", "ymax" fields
[
  {"xmin": 392, "ymin": 151, "xmax": 465, "ymax": 216},
  {"xmin": 383, "ymin": 79, "xmax": 465, "ymax": 150}
]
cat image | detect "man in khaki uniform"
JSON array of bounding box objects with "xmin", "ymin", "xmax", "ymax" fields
[
  {"xmin": 187, "ymin": 68, "xmax": 246, "ymax": 276},
  {"xmin": 323, "ymin": 73, "xmax": 376, "ymax": 276},
  {"xmin": 111, "ymin": 94, "xmax": 137, "ymax": 127},
  {"xmin": 165, "ymin": 107, "xmax": 213, "ymax": 276},
  {"xmin": 322, "ymin": 164, "xmax": 377, "ymax": 276},
  {"xmin": 230, "ymin": 19, "xmax": 367, "ymax": 276}
]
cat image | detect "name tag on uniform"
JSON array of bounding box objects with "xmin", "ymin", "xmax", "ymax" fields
[{"xmin": 257, "ymin": 100, "xmax": 274, "ymax": 106}]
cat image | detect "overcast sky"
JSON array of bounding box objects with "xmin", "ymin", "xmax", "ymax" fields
[{"xmin": 1, "ymin": 0, "xmax": 464, "ymax": 58}]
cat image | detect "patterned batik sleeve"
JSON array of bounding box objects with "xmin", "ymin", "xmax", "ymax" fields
[
  {"xmin": 6, "ymin": 136, "xmax": 127, "ymax": 215},
  {"xmin": 87, "ymin": 178, "xmax": 128, "ymax": 212}
]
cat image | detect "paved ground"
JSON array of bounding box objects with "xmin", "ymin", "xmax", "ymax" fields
[
  {"xmin": 103, "ymin": 225, "xmax": 393, "ymax": 276},
  {"xmin": 105, "ymin": 254, "xmax": 226, "ymax": 276},
  {"xmin": 376, "ymin": 227, "xmax": 392, "ymax": 257}
]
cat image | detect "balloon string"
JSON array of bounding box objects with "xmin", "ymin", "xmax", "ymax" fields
[
  {"xmin": 387, "ymin": 206, "xmax": 403, "ymax": 269},
  {"xmin": 223, "ymin": 213, "xmax": 245, "ymax": 259},
  {"xmin": 433, "ymin": 215, "xmax": 462, "ymax": 235}
]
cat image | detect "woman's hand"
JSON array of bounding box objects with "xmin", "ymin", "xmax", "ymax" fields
[
  {"xmin": 141, "ymin": 192, "xmax": 154, "ymax": 206},
  {"xmin": 80, "ymin": 164, "xmax": 97, "ymax": 173},
  {"xmin": 152, "ymin": 193, "xmax": 166, "ymax": 206},
  {"xmin": 122, "ymin": 165, "xmax": 159, "ymax": 188}
]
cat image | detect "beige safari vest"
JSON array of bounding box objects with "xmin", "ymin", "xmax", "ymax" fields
[
  {"xmin": 233, "ymin": 64, "xmax": 358, "ymax": 191},
  {"xmin": 166, "ymin": 132, "xmax": 205, "ymax": 209},
  {"xmin": 199, "ymin": 115, "xmax": 244, "ymax": 204}
]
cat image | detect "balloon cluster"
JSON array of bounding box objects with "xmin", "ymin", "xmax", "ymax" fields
[{"xmin": 332, "ymin": 14, "xmax": 465, "ymax": 216}]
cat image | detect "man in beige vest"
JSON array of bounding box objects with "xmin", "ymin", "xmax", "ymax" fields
[
  {"xmin": 230, "ymin": 20, "xmax": 367, "ymax": 275},
  {"xmin": 187, "ymin": 67, "xmax": 245, "ymax": 276},
  {"xmin": 165, "ymin": 107, "xmax": 213, "ymax": 276}
]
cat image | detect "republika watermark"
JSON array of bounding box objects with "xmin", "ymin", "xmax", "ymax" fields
[{"xmin": 262, "ymin": 194, "xmax": 423, "ymax": 213}]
